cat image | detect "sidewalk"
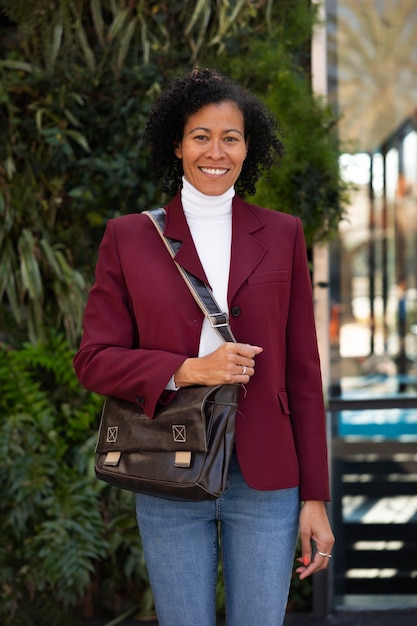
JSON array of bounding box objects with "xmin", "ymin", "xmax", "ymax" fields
[
  {"xmin": 283, "ymin": 607, "xmax": 417, "ymax": 625},
  {"xmin": 86, "ymin": 607, "xmax": 417, "ymax": 626}
]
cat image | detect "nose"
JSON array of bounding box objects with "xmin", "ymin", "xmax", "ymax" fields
[{"xmin": 206, "ymin": 139, "xmax": 225, "ymax": 159}]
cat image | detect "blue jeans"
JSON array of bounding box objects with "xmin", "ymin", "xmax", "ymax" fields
[{"xmin": 135, "ymin": 451, "xmax": 300, "ymax": 626}]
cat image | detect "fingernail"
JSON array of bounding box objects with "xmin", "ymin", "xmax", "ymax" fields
[{"xmin": 302, "ymin": 556, "xmax": 310, "ymax": 566}]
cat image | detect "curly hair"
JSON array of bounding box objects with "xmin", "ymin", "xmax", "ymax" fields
[{"xmin": 143, "ymin": 68, "xmax": 285, "ymax": 197}]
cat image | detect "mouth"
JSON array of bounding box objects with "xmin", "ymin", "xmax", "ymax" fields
[{"xmin": 199, "ymin": 167, "xmax": 229, "ymax": 176}]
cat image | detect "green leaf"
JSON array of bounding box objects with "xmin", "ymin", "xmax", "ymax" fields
[
  {"xmin": 108, "ymin": 8, "xmax": 130, "ymax": 41},
  {"xmin": 117, "ymin": 16, "xmax": 138, "ymax": 69},
  {"xmin": 65, "ymin": 129, "xmax": 91, "ymax": 153},
  {"xmin": 49, "ymin": 22, "xmax": 64, "ymax": 70},
  {"xmin": 90, "ymin": 0, "xmax": 106, "ymax": 48},
  {"xmin": 18, "ymin": 229, "xmax": 43, "ymax": 299},
  {"xmin": 75, "ymin": 20, "xmax": 97, "ymax": 73},
  {"xmin": 0, "ymin": 59, "xmax": 35, "ymax": 72}
]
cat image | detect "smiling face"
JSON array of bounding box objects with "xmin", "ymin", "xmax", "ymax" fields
[{"xmin": 174, "ymin": 101, "xmax": 248, "ymax": 196}]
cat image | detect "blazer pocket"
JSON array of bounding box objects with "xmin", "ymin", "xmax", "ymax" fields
[
  {"xmin": 277, "ymin": 390, "xmax": 290, "ymax": 415},
  {"xmin": 248, "ymin": 270, "xmax": 289, "ymax": 286}
]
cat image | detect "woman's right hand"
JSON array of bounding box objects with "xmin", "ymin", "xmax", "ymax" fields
[{"xmin": 173, "ymin": 342, "xmax": 263, "ymax": 387}]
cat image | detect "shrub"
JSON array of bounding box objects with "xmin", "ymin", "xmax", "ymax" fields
[{"xmin": 0, "ymin": 335, "xmax": 151, "ymax": 623}]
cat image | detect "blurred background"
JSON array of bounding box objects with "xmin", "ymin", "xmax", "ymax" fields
[{"xmin": 323, "ymin": 0, "xmax": 417, "ymax": 616}]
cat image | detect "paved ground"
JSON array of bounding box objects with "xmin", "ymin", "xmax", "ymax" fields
[
  {"xmin": 85, "ymin": 607, "xmax": 417, "ymax": 626},
  {"xmin": 283, "ymin": 608, "xmax": 417, "ymax": 625}
]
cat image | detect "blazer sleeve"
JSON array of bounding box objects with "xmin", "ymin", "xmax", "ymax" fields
[{"xmin": 73, "ymin": 218, "xmax": 188, "ymax": 418}]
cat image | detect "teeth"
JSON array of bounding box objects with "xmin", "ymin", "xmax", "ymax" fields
[{"xmin": 200, "ymin": 168, "xmax": 228, "ymax": 175}]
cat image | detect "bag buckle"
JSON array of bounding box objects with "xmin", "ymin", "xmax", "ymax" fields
[
  {"xmin": 174, "ymin": 451, "xmax": 192, "ymax": 468},
  {"xmin": 209, "ymin": 312, "xmax": 229, "ymax": 329},
  {"xmin": 104, "ymin": 451, "xmax": 121, "ymax": 466}
]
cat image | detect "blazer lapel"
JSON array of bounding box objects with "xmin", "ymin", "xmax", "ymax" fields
[
  {"xmin": 228, "ymin": 196, "xmax": 267, "ymax": 301},
  {"xmin": 163, "ymin": 193, "xmax": 209, "ymax": 284},
  {"xmin": 163, "ymin": 193, "xmax": 267, "ymax": 297}
]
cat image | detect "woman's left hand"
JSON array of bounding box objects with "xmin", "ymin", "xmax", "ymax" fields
[{"xmin": 295, "ymin": 500, "xmax": 335, "ymax": 579}]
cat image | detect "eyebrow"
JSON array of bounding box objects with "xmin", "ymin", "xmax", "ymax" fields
[{"xmin": 187, "ymin": 126, "xmax": 244, "ymax": 137}]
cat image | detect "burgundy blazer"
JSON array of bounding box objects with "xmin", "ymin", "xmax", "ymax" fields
[{"xmin": 74, "ymin": 193, "xmax": 330, "ymax": 501}]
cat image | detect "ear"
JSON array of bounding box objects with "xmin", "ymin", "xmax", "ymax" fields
[{"xmin": 174, "ymin": 142, "xmax": 182, "ymax": 159}]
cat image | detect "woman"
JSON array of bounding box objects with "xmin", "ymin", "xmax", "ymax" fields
[{"xmin": 74, "ymin": 68, "xmax": 334, "ymax": 626}]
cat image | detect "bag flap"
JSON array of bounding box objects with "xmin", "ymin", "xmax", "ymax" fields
[{"xmin": 95, "ymin": 384, "xmax": 237, "ymax": 455}]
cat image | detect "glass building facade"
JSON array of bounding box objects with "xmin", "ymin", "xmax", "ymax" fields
[
  {"xmin": 322, "ymin": 0, "xmax": 417, "ymax": 611},
  {"xmin": 328, "ymin": 0, "xmax": 417, "ymax": 399}
]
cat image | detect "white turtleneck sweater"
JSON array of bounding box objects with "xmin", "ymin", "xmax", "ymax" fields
[
  {"xmin": 182, "ymin": 177, "xmax": 234, "ymax": 356},
  {"xmin": 167, "ymin": 178, "xmax": 234, "ymax": 389}
]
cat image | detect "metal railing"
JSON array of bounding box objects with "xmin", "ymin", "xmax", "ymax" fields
[{"xmin": 313, "ymin": 391, "xmax": 417, "ymax": 617}]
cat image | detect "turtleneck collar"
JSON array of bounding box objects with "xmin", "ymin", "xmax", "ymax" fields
[{"xmin": 181, "ymin": 177, "xmax": 235, "ymax": 220}]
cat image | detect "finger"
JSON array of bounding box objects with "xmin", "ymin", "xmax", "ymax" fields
[
  {"xmin": 295, "ymin": 551, "xmax": 312, "ymax": 577},
  {"xmin": 295, "ymin": 561, "xmax": 317, "ymax": 579},
  {"xmin": 295, "ymin": 546, "xmax": 332, "ymax": 579},
  {"xmin": 237, "ymin": 360, "xmax": 254, "ymax": 371},
  {"xmin": 296, "ymin": 556, "xmax": 329, "ymax": 580},
  {"xmin": 236, "ymin": 343, "xmax": 263, "ymax": 358},
  {"xmin": 236, "ymin": 364, "xmax": 252, "ymax": 378},
  {"xmin": 316, "ymin": 549, "xmax": 333, "ymax": 559},
  {"xmin": 306, "ymin": 550, "xmax": 332, "ymax": 573},
  {"xmin": 314, "ymin": 549, "xmax": 333, "ymax": 567},
  {"xmin": 300, "ymin": 535, "xmax": 313, "ymax": 562}
]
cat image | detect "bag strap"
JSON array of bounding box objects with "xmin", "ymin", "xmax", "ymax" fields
[{"xmin": 144, "ymin": 208, "xmax": 236, "ymax": 344}]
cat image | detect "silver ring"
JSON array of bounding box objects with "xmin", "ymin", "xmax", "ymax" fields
[
  {"xmin": 242, "ymin": 365, "xmax": 248, "ymax": 375},
  {"xmin": 317, "ymin": 551, "xmax": 332, "ymax": 558}
]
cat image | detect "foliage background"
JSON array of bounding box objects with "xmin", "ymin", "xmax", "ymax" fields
[{"xmin": 0, "ymin": 0, "xmax": 345, "ymax": 622}]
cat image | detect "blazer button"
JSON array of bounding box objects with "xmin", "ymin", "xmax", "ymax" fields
[
  {"xmin": 135, "ymin": 396, "xmax": 145, "ymax": 405},
  {"xmin": 231, "ymin": 306, "xmax": 241, "ymax": 317}
]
